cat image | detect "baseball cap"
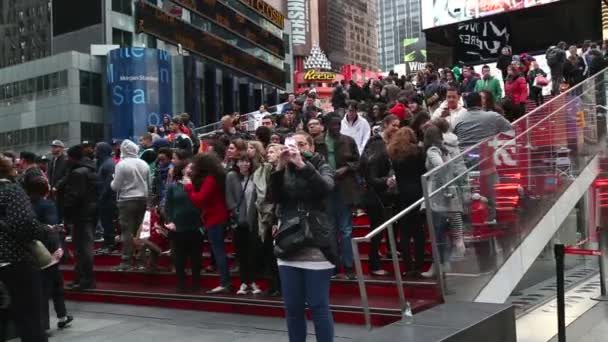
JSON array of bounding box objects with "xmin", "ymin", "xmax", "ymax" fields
[
  {"xmin": 50, "ymin": 140, "xmax": 65, "ymax": 148},
  {"xmin": 81, "ymin": 140, "xmax": 94, "ymax": 147}
]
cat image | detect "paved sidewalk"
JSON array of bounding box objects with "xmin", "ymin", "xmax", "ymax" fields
[
  {"xmin": 25, "ymin": 301, "xmax": 366, "ymax": 342},
  {"xmin": 548, "ymin": 301, "xmax": 608, "ymax": 342}
]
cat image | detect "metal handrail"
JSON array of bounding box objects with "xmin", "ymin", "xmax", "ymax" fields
[
  {"xmin": 351, "ymin": 198, "xmax": 426, "ymax": 329},
  {"xmin": 351, "ymin": 68, "xmax": 608, "ymax": 329}
]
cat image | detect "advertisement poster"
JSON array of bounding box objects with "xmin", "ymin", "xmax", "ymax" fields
[
  {"xmin": 107, "ymin": 48, "xmax": 173, "ymax": 140},
  {"xmin": 422, "ymin": 0, "xmax": 561, "ymax": 30},
  {"xmin": 456, "ymin": 17, "xmax": 510, "ymax": 62},
  {"xmin": 403, "ymin": 36, "xmax": 427, "ymax": 74},
  {"xmin": 287, "ymin": 0, "xmax": 311, "ymax": 56}
]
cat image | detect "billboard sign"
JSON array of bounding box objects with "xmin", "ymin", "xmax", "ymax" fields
[
  {"xmin": 456, "ymin": 17, "xmax": 510, "ymax": 62},
  {"xmin": 403, "ymin": 36, "xmax": 427, "ymax": 74},
  {"xmin": 287, "ymin": 0, "xmax": 311, "ymax": 56},
  {"xmin": 106, "ymin": 48, "xmax": 173, "ymax": 140},
  {"xmin": 422, "ymin": 0, "xmax": 561, "ymax": 30}
]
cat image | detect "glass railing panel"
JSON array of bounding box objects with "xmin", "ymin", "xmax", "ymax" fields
[{"xmin": 422, "ymin": 69, "xmax": 608, "ymax": 302}]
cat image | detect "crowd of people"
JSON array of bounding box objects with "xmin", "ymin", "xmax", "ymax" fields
[{"xmin": 1, "ymin": 39, "xmax": 607, "ymax": 342}]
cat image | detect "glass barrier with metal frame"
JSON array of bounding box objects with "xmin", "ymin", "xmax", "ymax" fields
[{"xmin": 421, "ymin": 69, "xmax": 607, "ymax": 302}]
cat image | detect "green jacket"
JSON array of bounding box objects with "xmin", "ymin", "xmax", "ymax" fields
[
  {"xmin": 474, "ymin": 77, "xmax": 503, "ymax": 100},
  {"xmin": 165, "ymin": 182, "xmax": 202, "ymax": 232}
]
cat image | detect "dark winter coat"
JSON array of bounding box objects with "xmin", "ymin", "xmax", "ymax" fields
[
  {"xmin": 95, "ymin": 142, "xmax": 116, "ymax": 204},
  {"xmin": 267, "ymin": 153, "xmax": 336, "ymax": 263},
  {"xmin": 62, "ymin": 158, "xmax": 97, "ymax": 221},
  {"xmin": 359, "ymin": 135, "xmax": 395, "ymax": 211},
  {"xmin": 314, "ymin": 133, "xmax": 361, "ymax": 206},
  {"xmin": 391, "ymin": 148, "xmax": 426, "ymax": 208}
]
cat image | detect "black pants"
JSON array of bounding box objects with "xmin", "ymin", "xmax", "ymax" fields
[
  {"xmin": 0, "ymin": 263, "xmax": 48, "ymax": 342},
  {"xmin": 41, "ymin": 265, "xmax": 67, "ymax": 330},
  {"xmin": 367, "ymin": 204, "xmax": 388, "ymax": 272},
  {"xmin": 263, "ymin": 227, "xmax": 280, "ymax": 292},
  {"xmin": 530, "ymin": 86, "xmax": 544, "ymax": 106},
  {"xmin": 234, "ymin": 224, "xmax": 260, "ymax": 284},
  {"xmin": 173, "ymin": 230, "xmax": 202, "ymax": 289},
  {"xmin": 399, "ymin": 210, "xmax": 425, "ymax": 273},
  {"xmin": 68, "ymin": 219, "xmax": 95, "ymax": 287},
  {"xmin": 98, "ymin": 203, "xmax": 117, "ymax": 248}
]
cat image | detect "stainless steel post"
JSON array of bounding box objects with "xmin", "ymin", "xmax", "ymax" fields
[
  {"xmin": 387, "ymin": 224, "xmax": 406, "ymax": 311},
  {"xmin": 351, "ymin": 239, "xmax": 372, "ymax": 329},
  {"xmin": 592, "ymin": 222, "xmax": 608, "ymax": 301}
]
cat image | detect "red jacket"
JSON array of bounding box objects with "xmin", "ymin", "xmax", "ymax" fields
[
  {"xmin": 505, "ymin": 76, "xmax": 528, "ymax": 105},
  {"xmin": 185, "ymin": 176, "xmax": 229, "ymax": 227}
]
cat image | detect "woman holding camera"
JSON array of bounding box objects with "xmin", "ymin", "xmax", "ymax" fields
[{"xmin": 268, "ymin": 132, "xmax": 337, "ymax": 342}]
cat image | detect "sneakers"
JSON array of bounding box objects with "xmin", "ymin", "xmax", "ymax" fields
[
  {"xmin": 57, "ymin": 315, "xmax": 73, "ymax": 329},
  {"xmin": 370, "ymin": 269, "xmax": 389, "ymax": 276},
  {"xmin": 421, "ymin": 265, "xmax": 435, "ymax": 278},
  {"xmin": 112, "ymin": 263, "xmax": 131, "ymax": 272},
  {"xmin": 207, "ymin": 285, "xmax": 230, "ymax": 294},
  {"xmin": 236, "ymin": 283, "xmax": 249, "ymax": 295},
  {"xmin": 250, "ymin": 282, "xmax": 263, "ymax": 295}
]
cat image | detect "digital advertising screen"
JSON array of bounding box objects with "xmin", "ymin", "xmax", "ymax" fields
[{"xmin": 422, "ymin": 0, "xmax": 562, "ymax": 30}]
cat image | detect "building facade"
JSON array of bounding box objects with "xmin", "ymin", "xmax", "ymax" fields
[
  {"xmin": 376, "ymin": 0, "xmax": 423, "ymax": 72},
  {"xmin": 0, "ymin": 0, "xmax": 52, "ymax": 68},
  {"xmin": 0, "ymin": 0, "xmax": 290, "ymax": 151},
  {"xmin": 0, "ymin": 51, "xmax": 104, "ymax": 154},
  {"xmin": 287, "ymin": 0, "xmax": 378, "ymax": 73}
]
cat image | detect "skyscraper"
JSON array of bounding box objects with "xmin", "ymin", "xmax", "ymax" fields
[
  {"xmin": 0, "ymin": 0, "xmax": 51, "ymax": 68},
  {"xmin": 288, "ymin": 0, "xmax": 378, "ymax": 72},
  {"xmin": 376, "ymin": 0, "xmax": 423, "ymax": 72}
]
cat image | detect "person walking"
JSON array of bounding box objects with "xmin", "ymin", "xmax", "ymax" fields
[
  {"xmin": 527, "ymin": 61, "xmax": 548, "ymax": 107},
  {"xmin": 25, "ymin": 176, "xmax": 73, "ymax": 331},
  {"xmin": 268, "ymin": 132, "xmax": 337, "ymax": 342},
  {"xmin": 111, "ymin": 140, "xmax": 150, "ymax": 271},
  {"xmin": 504, "ymin": 65, "xmax": 529, "ymax": 121},
  {"xmin": 62, "ymin": 145, "xmax": 97, "ymax": 290},
  {"xmin": 546, "ymin": 42, "xmax": 567, "ymax": 95}
]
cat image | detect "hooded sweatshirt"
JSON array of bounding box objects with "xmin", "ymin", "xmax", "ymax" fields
[
  {"xmin": 111, "ymin": 140, "xmax": 150, "ymax": 202},
  {"xmin": 340, "ymin": 113, "xmax": 371, "ymax": 156},
  {"xmin": 96, "ymin": 142, "xmax": 116, "ymax": 203}
]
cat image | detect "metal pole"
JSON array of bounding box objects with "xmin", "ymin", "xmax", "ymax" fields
[
  {"xmin": 421, "ymin": 176, "xmax": 446, "ymax": 298},
  {"xmin": 593, "ymin": 223, "xmax": 608, "ymax": 301},
  {"xmin": 555, "ymin": 243, "xmax": 567, "ymax": 342},
  {"xmin": 351, "ymin": 239, "xmax": 371, "ymax": 329},
  {"xmin": 387, "ymin": 224, "xmax": 406, "ymax": 311}
]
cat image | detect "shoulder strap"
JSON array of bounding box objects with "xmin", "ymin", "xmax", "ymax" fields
[{"xmin": 235, "ymin": 176, "xmax": 250, "ymax": 212}]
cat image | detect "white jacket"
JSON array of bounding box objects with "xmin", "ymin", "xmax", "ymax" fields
[
  {"xmin": 111, "ymin": 140, "xmax": 151, "ymax": 201},
  {"xmin": 432, "ymin": 101, "xmax": 467, "ymax": 131},
  {"xmin": 340, "ymin": 114, "xmax": 370, "ymax": 155}
]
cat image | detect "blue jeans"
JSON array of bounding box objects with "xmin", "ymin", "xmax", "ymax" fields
[
  {"xmin": 328, "ymin": 190, "xmax": 353, "ymax": 270},
  {"xmin": 207, "ymin": 225, "xmax": 230, "ymax": 287},
  {"xmin": 432, "ymin": 211, "xmax": 450, "ymax": 264},
  {"xmin": 279, "ymin": 266, "xmax": 334, "ymax": 342}
]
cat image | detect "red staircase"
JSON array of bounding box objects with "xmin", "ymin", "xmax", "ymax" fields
[{"xmin": 62, "ymin": 221, "xmax": 442, "ymax": 326}]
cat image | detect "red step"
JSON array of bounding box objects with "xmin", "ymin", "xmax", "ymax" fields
[
  {"xmin": 61, "ymin": 266, "xmax": 439, "ymax": 299},
  {"xmin": 63, "ymin": 281, "xmax": 439, "ymax": 326}
]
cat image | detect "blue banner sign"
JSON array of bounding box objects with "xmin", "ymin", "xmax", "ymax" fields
[{"xmin": 106, "ymin": 47, "xmax": 172, "ymax": 140}]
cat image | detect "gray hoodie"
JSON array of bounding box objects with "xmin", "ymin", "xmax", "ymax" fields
[{"xmin": 111, "ymin": 139, "xmax": 150, "ymax": 202}]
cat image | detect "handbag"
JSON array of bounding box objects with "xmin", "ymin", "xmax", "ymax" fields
[
  {"xmin": 29, "ymin": 240, "xmax": 54, "ymax": 269},
  {"xmin": 228, "ymin": 176, "xmax": 250, "ymax": 230},
  {"xmin": 274, "ymin": 203, "xmax": 331, "ymax": 259},
  {"xmin": 534, "ymin": 74, "xmax": 549, "ymax": 87}
]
